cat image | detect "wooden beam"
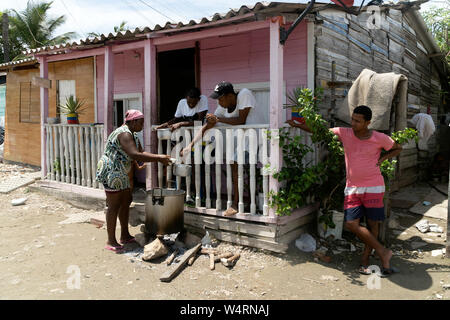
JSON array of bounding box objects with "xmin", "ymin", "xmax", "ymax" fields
[
  {"xmin": 307, "ymin": 20, "xmax": 315, "ymax": 91},
  {"xmin": 45, "ymin": 47, "xmax": 105, "ymax": 62},
  {"xmin": 152, "ymin": 20, "xmax": 269, "ymax": 46},
  {"xmin": 447, "ymin": 164, "xmax": 450, "ymax": 259},
  {"xmin": 269, "ymin": 17, "xmax": 284, "ymax": 219},
  {"xmin": 103, "ymin": 46, "xmax": 114, "ymax": 141},
  {"xmin": 159, "ymin": 243, "xmax": 201, "ymax": 282},
  {"xmin": 32, "ymin": 76, "xmax": 51, "ymax": 89},
  {"xmin": 144, "ymin": 39, "xmax": 157, "ymax": 190},
  {"xmin": 39, "ymin": 56, "xmax": 49, "ymax": 179}
]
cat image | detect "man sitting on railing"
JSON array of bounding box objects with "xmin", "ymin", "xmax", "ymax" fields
[
  {"xmin": 181, "ymin": 81, "xmax": 260, "ymax": 216},
  {"xmin": 155, "ymin": 87, "xmax": 208, "ymax": 131}
]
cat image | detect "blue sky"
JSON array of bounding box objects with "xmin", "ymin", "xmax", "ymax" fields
[{"xmin": 0, "ymin": 0, "xmax": 445, "ymax": 40}]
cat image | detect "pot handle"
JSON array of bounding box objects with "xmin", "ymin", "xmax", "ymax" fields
[{"xmin": 151, "ymin": 188, "xmax": 164, "ymax": 206}]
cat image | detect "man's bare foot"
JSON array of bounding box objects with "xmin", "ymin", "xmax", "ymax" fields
[{"xmin": 224, "ymin": 206, "xmax": 238, "ymax": 216}]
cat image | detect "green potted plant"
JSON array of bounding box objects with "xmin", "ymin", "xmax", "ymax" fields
[{"xmin": 59, "ymin": 95, "xmax": 86, "ymax": 124}]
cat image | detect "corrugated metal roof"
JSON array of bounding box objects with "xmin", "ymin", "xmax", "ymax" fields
[
  {"xmin": 23, "ymin": 1, "xmax": 310, "ymax": 55},
  {"xmin": 0, "ymin": 57, "xmax": 38, "ymax": 69},
  {"xmin": 12, "ymin": 0, "xmax": 430, "ymax": 58}
]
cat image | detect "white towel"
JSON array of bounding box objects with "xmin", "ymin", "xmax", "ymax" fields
[{"xmin": 410, "ymin": 113, "xmax": 435, "ymax": 150}]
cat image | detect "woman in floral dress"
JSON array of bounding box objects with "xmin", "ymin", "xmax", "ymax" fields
[{"xmin": 96, "ymin": 110, "xmax": 170, "ymax": 252}]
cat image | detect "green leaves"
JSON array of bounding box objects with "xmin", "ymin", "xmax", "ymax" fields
[
  {"xmin": 269, "ymin": 87, "xmax": 344, "ymax": 222},
  {"xmin": 59, "ymin": 95, "xmax": 86, "ymax": 115}
]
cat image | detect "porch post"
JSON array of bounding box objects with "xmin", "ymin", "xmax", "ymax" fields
[
  {"xmin": 144, "ymin": 38, "xmax": 157, "ymax": 190},
  {"xmin": 39, "ymin": 56, "xmax": 49, "ymax": 179},
  {"xmin": 269, "ymin": 17, "xmax": 284, "ymax": 217},
  {"xmin": 103, "ymin": 46, "xmax": 114, "ymax": 142}
]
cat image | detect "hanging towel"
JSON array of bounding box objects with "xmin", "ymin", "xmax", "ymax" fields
[
  {"xmin": 410, "ymin": 113, "xmax": 435, "ymax": 150},
  {"xmin": 336, "ymin": 68, "xmax": 408, "ymax": 131}
]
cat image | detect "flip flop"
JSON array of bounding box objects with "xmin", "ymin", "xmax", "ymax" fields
[
  {"xmin": 358, "ymin": 265, "xmax": 372, "ymax": 275},
  {"xmin": 380, "ymin": 266, "xmax": 400, "ymax": 278},
  {"xmin": 120, "ymin": 237, "xmax": 137, "ymax": 245},
  {"xmin": 105, "ymin": 245, "xmax": 124, "ymax": 253}
]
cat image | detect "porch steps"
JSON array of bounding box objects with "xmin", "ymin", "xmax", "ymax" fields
[{"xmin": 184, "ymin": 209, "xmax": 317, "ymax": 253}]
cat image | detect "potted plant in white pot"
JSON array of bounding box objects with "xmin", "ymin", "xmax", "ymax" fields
[{"xmin": 59, "ymin": 95, "xmax": 86, "ymax": 124}]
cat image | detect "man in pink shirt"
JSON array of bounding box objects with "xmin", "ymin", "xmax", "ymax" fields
[{"xmin": 287, "ymin": 105, "xmax": 403, "ymax": 277}]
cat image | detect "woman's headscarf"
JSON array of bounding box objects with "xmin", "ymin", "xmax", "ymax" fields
[{"xmin": 124, "ymin": 109, "xmax": 144, "ymax": 123}]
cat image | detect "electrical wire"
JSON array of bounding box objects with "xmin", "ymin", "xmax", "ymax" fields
[
  {"xmin": 123, "ymin": 0, "xmax": 156, "ymax": 27},
  {"xmin": 137, "ymin": 0, "xmax": 177, "ymax": 23}
]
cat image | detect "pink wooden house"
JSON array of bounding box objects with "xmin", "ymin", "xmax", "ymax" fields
[{"xmin": 19, "ymin": 1, "xmax": 445, "ymax": 251}]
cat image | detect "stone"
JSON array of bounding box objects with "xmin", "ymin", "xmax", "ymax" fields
[
  {"xmin": 321, "ymin": 275, "xmax": 339, "ymax": 281},
  {"xmin": 410, "ymin": 241, "xmax": 427, "ymax": 250},
  {"xmin": 431, "ymin": 249, "xmax": 445, "ymax": 257},
  {"xmin": 388, "ymin": 218, "xmax": 401, "ymax": 229},
  {"xmin": 135, "ymin": 233, "xmax": 152, "ymax": 247},
  {"xmin": 11, "ymin": 198, "xmax": 27, "ymax": 206},
  {"xmin": 142, "ymin": 238, "xmax": 168, "ymax": 261}
]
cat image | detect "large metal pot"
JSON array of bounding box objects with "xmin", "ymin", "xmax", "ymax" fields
[{"xmin": 144, "ymin": 188, "xmax": 185, "ymax": 235}]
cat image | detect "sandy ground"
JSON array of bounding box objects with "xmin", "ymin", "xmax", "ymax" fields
[{"xmin": 0, "ymin": 163, "xmax": 449, "ymax": 300}]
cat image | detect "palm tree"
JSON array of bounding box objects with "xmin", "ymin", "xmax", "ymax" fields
[
  {"xmin": 10, "ymin": 1, "xmax": 77, "ymax": 51},
  {"xmin": 88, "ymin": 21, "xmax": 129, "ymax": 38}
]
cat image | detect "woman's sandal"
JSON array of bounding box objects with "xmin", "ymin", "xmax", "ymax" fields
[{"xmin": 105, "ymin": 245, "xmax": 124, "ymax": 253}]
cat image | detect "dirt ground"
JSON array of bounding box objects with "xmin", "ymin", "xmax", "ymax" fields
[{"xmin": 0, "ymin": 163, "xmax": 449, "ymax": 300}]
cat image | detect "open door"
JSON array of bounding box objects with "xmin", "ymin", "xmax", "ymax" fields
[{"xmin": 157, "ymin": 47, "xmax": 197, "ymax": 124}]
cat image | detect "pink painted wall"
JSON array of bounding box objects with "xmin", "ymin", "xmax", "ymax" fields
[
  {"xmin": 96, "ymin": 20, "xmax": 308, "ymax": 122},
  {"xmin": 200, "ymin": 21, "xmax": 308, "ymax": 114},
  {"xmin": 96, "ymin": 48, "xmax": 145, "ymax": 121}
]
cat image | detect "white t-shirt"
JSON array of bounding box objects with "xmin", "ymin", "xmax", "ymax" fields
[
  {"xmin": 214, "ymin": 88, "xmax": 260, "ymax": 124},
  {"xmin": 174, "ymin": 95, "xmax": 208, "ymax": 118}
]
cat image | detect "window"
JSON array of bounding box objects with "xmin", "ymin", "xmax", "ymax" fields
[
  {"xmin": 19, "ymin": 82, "xmax": 40, "ymax": 123},
  {"xmin": 57, "ymin": 80, "xmax": 76, "ymax": 123}
]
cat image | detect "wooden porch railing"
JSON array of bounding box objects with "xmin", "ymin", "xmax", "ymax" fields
[
  {"xmin": 44, "ymin": 124, "xmax": 104, "ymax": 189},
  {"xmin": 153, "ymin": 124, "xmax": 319, "ymax": 218}
]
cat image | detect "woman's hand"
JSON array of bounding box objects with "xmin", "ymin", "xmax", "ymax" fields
[{"xmin": 158, "ymin": 154, "xmax": 172, "ymax": 166}]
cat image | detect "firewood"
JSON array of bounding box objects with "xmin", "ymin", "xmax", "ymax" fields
[
  {"xmin": 188, "ymin": 254, "xmax": 197, "ymax": 266},
  {"xmin": 160, "ymin": 243, "xmax": 201, "ymax": 282},
  {"xmin": 209, "ymin": 253, "xmax": 215, "ymax": 270},
  {"xmin": 201, "ymin": 248, "xmax": 218, "ymax": 255},
  {"xmin": 214, "ymin": 252, "xmax": 233, "ymax": 262},
  {"xmin": 220, "ymin": 253, "xmax": 240, "ymax": 267},
  {"xmin": 165, "ymin": 249, "xmax": 178, "ymax": 266}
]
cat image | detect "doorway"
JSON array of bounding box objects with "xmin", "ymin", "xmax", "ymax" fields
[{"xmin": 157, "ymin": 47, "xmax": 197, "ymax": 124}]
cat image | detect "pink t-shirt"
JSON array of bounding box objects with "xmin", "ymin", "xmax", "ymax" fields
[{"xmin": 330, "ymin": 127, "xmax": 395, "ymax": 187}]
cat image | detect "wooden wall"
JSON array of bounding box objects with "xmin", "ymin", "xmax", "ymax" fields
[
  {"xmin": 313, "ymin": 8, "xmax": 443, "ymax": 188},
  {"xmin": 4, "ymin": 57, "xmax": 95, "ymax": 166}
]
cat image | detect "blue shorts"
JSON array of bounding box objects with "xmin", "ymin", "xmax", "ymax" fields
[{"xmin": 344, "ymin": 205, "xmax": 385, "ymax": 222}]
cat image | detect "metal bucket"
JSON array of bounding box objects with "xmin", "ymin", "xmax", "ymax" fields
[{"xmin": 144, "ymin": 188, "xmax": 185, "ymax": 235}]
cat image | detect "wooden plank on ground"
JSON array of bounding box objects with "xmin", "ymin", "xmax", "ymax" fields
[{"xmin": 159, "ymin": 243, "xmax": 201, "ymax": 283}]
